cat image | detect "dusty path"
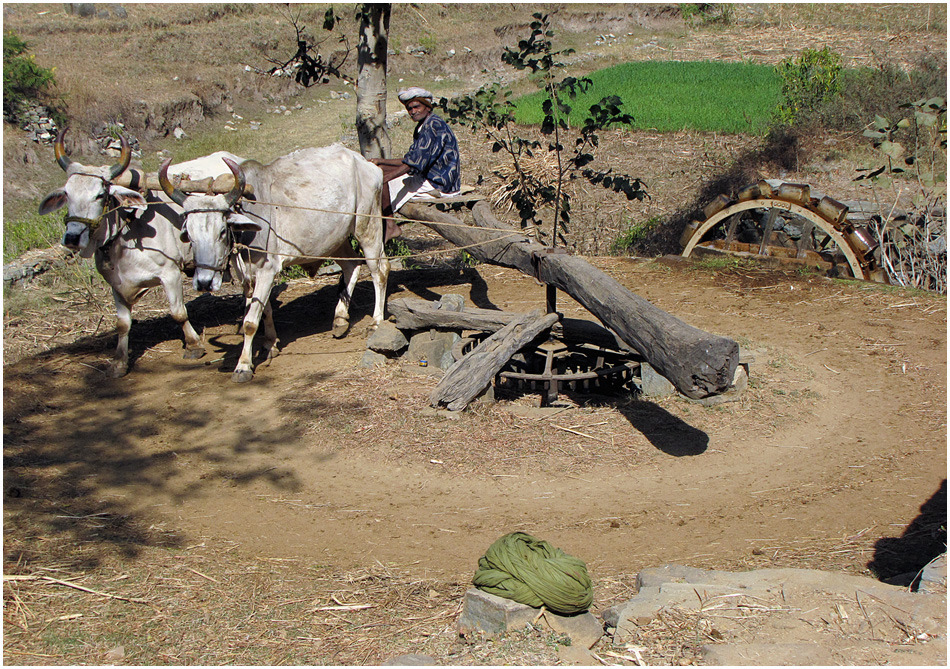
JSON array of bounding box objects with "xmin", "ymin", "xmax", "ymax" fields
[{"xmin": 5, "ymin": 258, "xmax": 945, "ymax": 583}]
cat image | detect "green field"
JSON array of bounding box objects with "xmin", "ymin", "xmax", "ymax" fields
[{"xmin": 513, "ymin": 60, "xmax": 782, "ymax": 134}]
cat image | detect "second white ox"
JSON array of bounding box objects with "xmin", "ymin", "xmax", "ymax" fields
[
  {"xmin": 38, "ymin": 129, "xmax": 244, "ymax": 377},
  {"xmin": 159, "ymin": 144, "xmax": 389, "ymax": 383}
]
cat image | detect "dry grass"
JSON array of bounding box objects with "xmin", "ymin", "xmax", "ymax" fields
[{"xmin": 2, "ymin": 537, "xmax": 569, "ymax": 666}]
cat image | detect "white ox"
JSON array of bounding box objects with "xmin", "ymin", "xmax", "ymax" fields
[
  {"xmin": 38, "ymin": 129, "xmax": 244, "ymax": 377},
  {"xmin": 158, "ymin": 144, "xmax": 389, "ymax": 383}
]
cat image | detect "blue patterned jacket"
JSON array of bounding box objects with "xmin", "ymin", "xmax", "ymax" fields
[{"xmin": 403, "ymin": 113, "xmax": 461, "ymax": 193}]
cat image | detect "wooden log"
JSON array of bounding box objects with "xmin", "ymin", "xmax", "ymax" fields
[
  {"xmin": 430, "ymin": 310, "xmax": 560, "ymax": 411},
  {"xmin": 113, "ymin": 168, "xmax": 255, "ymax": 197},
  {"xmin": 388, "ymin": 297, "xmax": 516, "ymax": 332},
  {"xmin": 401, "ymin": 202, "xmax": 738, "ymax": 399},
  {"xmin": 388, "ymin": 297, "xmax": 635, "ymax": 353}
]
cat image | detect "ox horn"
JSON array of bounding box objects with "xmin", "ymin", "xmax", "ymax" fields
[
  {"xmin": 54, "ymin": 127, "xmax": 74, "ymax": 172},
  {"xmin": 222, "ymin": 157, "xmax": 246, "ymax": 208},
  {"xmin": 107, "ymin": 135, "xmax": 132, "ymax": 181},
  {"xmin": 158, "ymin": 158, "xmax": 189, "ymax": 207}
]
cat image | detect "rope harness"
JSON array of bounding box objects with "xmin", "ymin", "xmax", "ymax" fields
[
  {"xmin": 473, "ymin": 531, "xmax": 593, "ymax": 615},
  {"xmin": 108, "ymin": 196, "xmax": 531, "ymax": 265}
]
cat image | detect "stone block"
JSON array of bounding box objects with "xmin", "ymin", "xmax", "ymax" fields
[
  {"xmin": 317, "ymin": 261, "xmax": 341, "ymax": 276},
  {"xmin": 539, "ymin": 610, "xmax": 604, "ymax": 649},
  {"xmin": 359, "ymin": 350, "xmax": 389, "ymax": 368},
  {"xmin": 406, "ymin": 330, "xmax": 460, "ymax": 370},
  {"xmin": 556, "ymin": 644, "xmax": 600, "ymax": 665},
  {"xmin": 457, "ymin": 588, "xmax": 538, "ymax": 638},
  {"xmin": 439, "ymin": 293, "xmax": 466, "ymax": 312},
  {"xmin": 367, "ymin": 321, "xmax": 408, "ymax": 354},
  {"xmin": 919, "ymin": 553, "xmax": 947, "ymax": 595},
  {"xmin": 639, "ymin": 362, "xmax": 675, "ymax": 397}
]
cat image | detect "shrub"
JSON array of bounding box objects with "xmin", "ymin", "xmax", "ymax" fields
[
  {"xmin": 776, "ymin": 47, "xmax": 842, "ymax": 125},
  {"xmin": 819, "ymin": 55, "xmax": 947, "ymax": 132},
  {"xmin": 443, "ymin": 13, "xmax": 646, "ymax": 246},
  {"xmin": 611, "ymin": 217, "xmax": 662, "ymax": 254},
  {"xmin": 680, "ymin": 4, "xmax": 735, "ymax": 27},
  {"xmin": 3, "ymin": 31, "xmax": 58, "ymax": 123}
]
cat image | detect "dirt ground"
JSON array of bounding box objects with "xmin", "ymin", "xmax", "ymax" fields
[
  {"xmin": 3, "ymin": 245, "xmax": 946, "ymax": 664},
  {"xmin": 3, "ymin": 4, "xmax": 947, "ymax": 664}
]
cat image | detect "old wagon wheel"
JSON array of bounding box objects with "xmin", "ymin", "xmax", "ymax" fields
[{"xmin": 680, "ymin": 180, "xmax": 879, "ymax": 281}]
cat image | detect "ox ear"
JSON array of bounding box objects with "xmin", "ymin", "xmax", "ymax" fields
[
  {"xmin": 227, "ymin": 213, "xmax": 262, "ymax": 232},
  {"xmin": 39, "ymin": 189, "xmax": 68, "ymax": 215},
  {"xmin": 109, "ymin": 185, "xmax": 148, "ymax": 210}
]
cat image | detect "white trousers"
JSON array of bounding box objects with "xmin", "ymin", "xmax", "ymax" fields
[{"xmin": 389, "ymin": 174, "xmax": 460, "ymax": 212}]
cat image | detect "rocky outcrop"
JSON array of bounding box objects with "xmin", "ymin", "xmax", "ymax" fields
[{"xmin": 604, "ymin": 563, "xmax": 947, "ymax": 666}]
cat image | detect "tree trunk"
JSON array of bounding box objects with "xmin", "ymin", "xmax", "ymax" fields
[
  {"xmin": 401, "ymin": 202, "xmax": 739, "ymax": 399},
  {"xmin": 356, "ymin": 4, "xmax": 392, "ymax": 159}
]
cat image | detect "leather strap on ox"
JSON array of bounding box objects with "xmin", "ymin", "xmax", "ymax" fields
[{"xmin": 472, "ymin": 531, "xmax": 593, "ymax": 614}]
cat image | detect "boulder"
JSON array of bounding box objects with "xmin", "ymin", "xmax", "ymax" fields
[{"xmin": 367, "ymin": 321, "xmax": 409, "ymax": 355}]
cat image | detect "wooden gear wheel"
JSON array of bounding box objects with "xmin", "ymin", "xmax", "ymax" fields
[{"xmin": 680, "ymin": 180, "xmax": 884, "ymax": 282}]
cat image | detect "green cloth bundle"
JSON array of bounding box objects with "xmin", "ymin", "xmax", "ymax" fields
[{"xmin": 472, "ymin": 531, "xmax": 593, "ymax": 614}]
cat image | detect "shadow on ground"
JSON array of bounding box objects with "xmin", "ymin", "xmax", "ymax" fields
[{"xmin": 868, "ymin": 479, "xmax": 947, "ymax": 588}]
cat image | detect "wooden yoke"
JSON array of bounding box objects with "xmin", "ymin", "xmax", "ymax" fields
[
  {"xmin": 401, "ymin": 201, "xmax": 739, "ymax": 399},
  {"xmin": 113, "ymin": 168, "xmax": 255, "ymax": 197}
]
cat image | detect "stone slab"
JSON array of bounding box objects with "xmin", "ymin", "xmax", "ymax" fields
[
  {"xmin": 382, "ymin": 653, "xmax": 437, "ymax": 665},
  {"xmin": 406, "ymin": 330, "xmax": 460, "ymax": 370},
  {"xmin": 359, "ymin": 349, "xmax": 389, "ymax": 368},
  {"xmin": 457, "ymin": 588, "xmax": 538, "ymax": 638},
  {"xmin": 919, "ymin": 553, "xmax": 947, "ymax": 595},
  {"xmin": 539, "ymin": 610, "xmax": 604, "ymax": 649},
  {"xmin": 556, "ymin": 644, "xmax": 600, "ymax": 666},
  {"xmin": 611, "ymin": 563, "xmax": 947, "ymax": 658},
  {"xmin": 701, "ymin": 642, "xmax": 835, "ymax": 666},
  {"xmin": 367, "ymin": 321, "xmax": 409, "ymax": 354},
  {"xmin": 639, "ymin": 361, "xmax": 675, "ymax": 397}
]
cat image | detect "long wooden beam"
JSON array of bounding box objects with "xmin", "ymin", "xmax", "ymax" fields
[{"xmin": 401, "ymin": 202, "xmax": 738, "ymax": 399}]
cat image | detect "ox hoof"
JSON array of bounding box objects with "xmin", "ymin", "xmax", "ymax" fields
[
  {"xmin": 331, "ymin": 320, "xmax": 350, "ymax": 339},
  {"xmin": 231, "ymin": 369, "xmax": 254, "ymax": 383},
  {"xmin": 108, "ymin": 362, "xmax": 129, "ymax": 378},
  {"xmin": 183, "ymin": 347, "xmax": 206, "ymax": 360}
]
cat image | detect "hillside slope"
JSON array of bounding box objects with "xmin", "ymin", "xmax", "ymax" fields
[{"xmin": 3, "ymin": 3, "xmax": 946, "ymax": 250}]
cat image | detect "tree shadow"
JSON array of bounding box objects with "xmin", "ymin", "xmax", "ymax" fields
[
  {"xmin": 2, "ymin": 315, "xmax": 362, "ymax": 573},
  {"xmin": 868, "ymin": 479, "xmax": 947, "ymax": 589},
  {"xmin": 615, "ymin": 398, "xmax": 709, "ymax": 456}
]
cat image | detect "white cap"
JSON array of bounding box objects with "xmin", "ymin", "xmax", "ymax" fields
[{"xmin": 397, "ymin": 87, "xmax": 434, "ymax": 106}]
